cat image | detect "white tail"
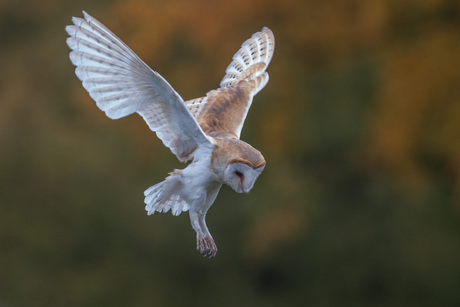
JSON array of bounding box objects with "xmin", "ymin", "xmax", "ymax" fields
[{"xmin": 144, "ymin": 175, "xmax": 189, "ymax": 216}]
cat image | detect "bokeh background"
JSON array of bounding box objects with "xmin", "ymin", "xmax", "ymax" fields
[{"xmin": 1, "ymin": 0, "xmax": 460, "ymax": 306}]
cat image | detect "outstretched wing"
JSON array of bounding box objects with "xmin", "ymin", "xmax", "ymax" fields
[
  {"xmin": 220, "ymin": 27, "xmax": 275, "ymax": 89},
  {"xmin": 185, "ymin": 27, "xmax": 275, "ymax": 139},
  {"xmin": 66, "ymin": 11, "xmax": 212, "ymax": 161}
]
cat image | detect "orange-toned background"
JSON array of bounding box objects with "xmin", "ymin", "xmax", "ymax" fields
[{"xmin": 1, "ymin": 0, "xmax": 460, "ymax": 305}]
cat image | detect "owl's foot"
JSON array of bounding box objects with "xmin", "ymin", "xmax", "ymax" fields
[{"xmin": 197, "ymin": 233, "xmax": 218, "ymax": 257}]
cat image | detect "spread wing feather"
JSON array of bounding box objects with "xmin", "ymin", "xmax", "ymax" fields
[
  {"xmin": 185, "ymin": 96, "xmax": 208, "ymax": 118},
  {"xmin": 66, "ymin": 11, "xmax": 211, "ymax": 161},
  {"xmin": 188, "ymin": 27, "xmax": 275, "ymax": 138},
  {"xmin": 220, "ymin": 27, "xmax": 274, "ymax": 89}
]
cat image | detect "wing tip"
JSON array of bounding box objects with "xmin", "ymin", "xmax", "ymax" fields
[
  {"xmin": 220, "ymin": 26, "xmax": 275, "ymax": 87},
  {"xmin": 64, "ymin": 25, "xmax": 74, "ymax": 36},
  {"xmin": 261, "ymin": 26, "xmax": 272, "ymax": 35},
  {"xmin": 82, "ymin": 10, "xmax": 90, "ymax": 20}
]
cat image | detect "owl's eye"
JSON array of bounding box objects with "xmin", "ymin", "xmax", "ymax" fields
[{"xmin": 235, "ymin": 170, "xmax": 244, "ymax": 178}]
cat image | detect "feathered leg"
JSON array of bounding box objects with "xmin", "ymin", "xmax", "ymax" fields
[{"xmin": 190, "ymin": 183, "xmax": 222, "ymax": 257}]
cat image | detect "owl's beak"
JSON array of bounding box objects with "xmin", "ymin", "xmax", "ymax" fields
[
  {"xmin": 239, "ymin": 185, "xmax": 250, "ymax": 194},
  {"xmin": 234, "ymin": 184, "xmax": 246, "ymax": 194}
]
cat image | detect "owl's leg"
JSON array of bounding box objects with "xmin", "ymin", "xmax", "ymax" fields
[
  {"xmin": 190, "ymin": 210, "xmax": 217, "ymax": 257},
  {"xmin": 198, "ymin": 215, "xmax": 217, "ymax": 257},
  {"xmin": 190, "ymin": 184, "xmax": 222, "ymax": 257}
]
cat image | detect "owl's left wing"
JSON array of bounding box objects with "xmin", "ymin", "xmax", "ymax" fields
[
  {"xmin": 66, "ymin": 11, "xmax": 212, "ymax": 161},
  {"xmin": 185, "ymin": 27, "xmax": 275, "ymax": 139}
]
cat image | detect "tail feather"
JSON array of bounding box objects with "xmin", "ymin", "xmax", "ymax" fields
[{"xmin": 144, "ymin": 176, "xmax": 189, "ymax": 216}]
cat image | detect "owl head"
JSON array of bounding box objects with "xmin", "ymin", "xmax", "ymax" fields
[
  {"xmin": 223, "ymin": 159, "xmax": 265, "ymax": 193},
  {"xmin": 210, "ymin": 137, "xmax": 266, "ymax": 193}
]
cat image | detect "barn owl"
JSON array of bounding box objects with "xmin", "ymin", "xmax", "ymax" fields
[{"xmin": 66, "ymin": 11, "xmax": 274, "ymax": 257}]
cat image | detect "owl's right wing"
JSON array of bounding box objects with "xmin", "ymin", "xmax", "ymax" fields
[
  {"xmin": 66, "ymin": 11, "xmax": 212, "ymax": 161},
  {"xmin": 185, "ymin": 27, "xmax": 274, "ymax": 139}
]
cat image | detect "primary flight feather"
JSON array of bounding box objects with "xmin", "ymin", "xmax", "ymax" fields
[{"xmin": 66, "ymin": 11, "xmax": 274, "ymax": 257}]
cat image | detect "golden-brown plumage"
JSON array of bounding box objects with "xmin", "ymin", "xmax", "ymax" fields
[
  {"xmin": 198, "ymin": 86, "xmax": 251, "ymax": 138},
  {"xmin": 210, "ymin": 134, "xmax": 266, "ymax": 171}
]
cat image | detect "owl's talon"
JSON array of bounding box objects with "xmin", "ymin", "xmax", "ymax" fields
[{"xmin": 197, "ymin": 233, "xmax": 218, "ymax": 257}]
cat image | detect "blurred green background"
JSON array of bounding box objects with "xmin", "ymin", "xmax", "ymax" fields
[{"xmin": 1, "ymin": 0, "xmax": 460, "ymax": 306}]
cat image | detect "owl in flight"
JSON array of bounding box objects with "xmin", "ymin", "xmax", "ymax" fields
[{"xmin": 66, "ymin": 11, "xmax": 274, "ymax": 257}]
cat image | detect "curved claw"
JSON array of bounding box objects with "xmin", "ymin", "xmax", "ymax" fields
[{"xmin": 197, "ymin": 233, "xmax": 218, "ymax": 258}]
